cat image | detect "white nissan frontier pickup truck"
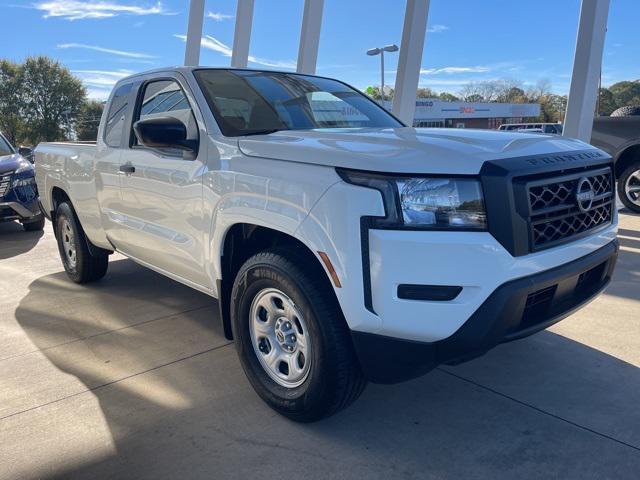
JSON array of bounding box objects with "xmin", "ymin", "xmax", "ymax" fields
[{"xmin": 35, "ymin": 67, "xmax": 618, "ymax": 421}]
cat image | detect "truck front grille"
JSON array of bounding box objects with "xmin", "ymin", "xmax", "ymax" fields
[
  {"xmin": 524, "ymin": 168, "xmax": 613, "ymax": 250},
  {"xmin": 0, "ymin": 173, "xmax": 12, "ymax": 197}
]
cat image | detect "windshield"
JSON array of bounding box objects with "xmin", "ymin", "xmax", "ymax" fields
[
  {"xmin": 0, "ymin": 134, "xmax": 14, "ymax": 157},
  {"xmin": 194, "ymin": 69, "xmax": 403, "ymax": 136}
]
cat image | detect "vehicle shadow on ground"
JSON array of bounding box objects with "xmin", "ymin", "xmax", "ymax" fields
[
  {"xmin": 619, "ymin": 208, "xmax": 640, "ymax": 217},
  {"xmin": 13, "ymin": 258, "xmax": 640, "ymax": 479},
  {"xmin": 0, "ymin": 221, "xmax": 43, "ymax": 260},
  {"xmin": 605, "ymin": 228, "xmax": 640, "ymax": 302}
]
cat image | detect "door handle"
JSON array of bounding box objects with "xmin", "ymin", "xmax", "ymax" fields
[{"xmin": 119, "ymin": 164, "xmax": 135, "ymax": 175}]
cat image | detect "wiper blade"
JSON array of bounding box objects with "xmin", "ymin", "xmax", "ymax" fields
[{"xmin": 240, "ymin": 128, "xmax": 283, "ymax": 136}]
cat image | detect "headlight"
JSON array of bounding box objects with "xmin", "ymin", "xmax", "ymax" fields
[
  {"xmin": 14, "ymin": 160, "xmax": 34, "ymax": 175},
  {"xmin": 12, "ymin": 161, "xmax": 36, "ymax": 188},
  {"xmin": 397, "ymin": 177, "xmax": 486, "ymax": 228},
  {"xmin": 337, "ymin": 169, "xmax": 487, "ymax": 230}
]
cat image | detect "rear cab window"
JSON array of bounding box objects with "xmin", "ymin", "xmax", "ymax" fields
[{"xmin": 104, "ymin": 83, "xmax": 134, "ymax": 147}]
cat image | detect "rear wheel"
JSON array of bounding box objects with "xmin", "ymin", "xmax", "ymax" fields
[
  {"xmin": 55, "ymin": 202, "xmax": 109, "ymax": 283},
  {"xmin": 618, "ymin": 163, "xmax": 640, "ymax": 213},
  {"xmin": 231, "ymin": 249, "xmax": 366, "ymax": 422}
]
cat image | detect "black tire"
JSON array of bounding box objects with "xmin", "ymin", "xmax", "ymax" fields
[
  {"xmin": 54, "ymin": 202, "xmax": 109, "ymax": 283},
  {"xmin": 617, "ymin": 162, "xmax": 640, "ymax": 213},
  {"xmin": 231, "ymin": 248, "xmax": 366, "ymax": 422},
  {"xmin": 22, "ymin": 215, "xmax": 45, "ymax": 231}
]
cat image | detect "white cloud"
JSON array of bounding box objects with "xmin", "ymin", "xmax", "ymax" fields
[
  {"xmin": 32, "ymin": 1, "xmax": 174, "ymax": 21},
  {"xmin": 427, "ymin": 24, "xmax": 449, "ymax": 33},
  {"xmin": 174, "ymin": 34, "xmax": 296, "ymax": 69},
  {"xmin": 58, "ymin": 43, "xmax": 156, "ymax": 59},
  {"xmin": 72, "ymin": 69, "xmax": 134, "ymax": 99},
  {"xmin": 207, "ymin": 11, "xmax": 233, "ymax": 21},
  {"xmin": 72, "ymin": 69, "xmax": 133, "ymax": 85},
  {"xmin": 420, "ymin": 66, "xmax": 490, "ymax": 75},
  {"xmin": 86, "ymin": 88, "xmax": 112, "ymax": 100}
]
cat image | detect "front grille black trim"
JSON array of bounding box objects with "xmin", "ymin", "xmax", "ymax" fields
[
  {"xmin": 519, "ymin": 167, "xmax": 614, "ymax": 251},
  {"xmin": 480, "ymin": 149, "xmax": 613, "ymax": 257}
]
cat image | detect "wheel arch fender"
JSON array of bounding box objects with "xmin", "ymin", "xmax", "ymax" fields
[
  {"xmin": 214, "ymin": 220, "xmax": 343, "ymax": 340},
  {"xmin": 49, "ymin": 186, "xmax": 112, "ymax": 257},
  {"xmin": 614, "ymin": 143, "xmax": 640, "ymax": 178}
]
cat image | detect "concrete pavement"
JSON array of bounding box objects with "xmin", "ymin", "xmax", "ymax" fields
[{"xmin": 1, "ymin": 212, "xmax": 639, "ymax": 479}]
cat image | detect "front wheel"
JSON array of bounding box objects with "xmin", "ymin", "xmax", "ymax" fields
[
  {"xmin": 54, "ymin": 202, "xmax": 109, "ymax": 283},
  {"xmin": 618, "ymin": 163, "xmax": 640, "ymax": 213},
  {"xmin": 231, "ymin": 249, "xmax": 366, "ymax": 422}
]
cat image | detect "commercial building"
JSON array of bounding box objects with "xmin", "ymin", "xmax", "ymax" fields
[{"xmin": 411, "ymin": 99, "xmax": 541, "ymax": 129}]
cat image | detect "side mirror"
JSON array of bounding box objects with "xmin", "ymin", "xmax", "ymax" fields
[
  {"xmin": 133, "ymin": 116, "xmax": 198, "ymax": 153},
  {"xmin": 18, "ymin": 146, "xmax": 34, "ymax": 163}
]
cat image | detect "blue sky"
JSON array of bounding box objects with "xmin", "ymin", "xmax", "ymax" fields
[{"xmin": 0, "ymin": 0, "xmax": 638, "ymax": 100}]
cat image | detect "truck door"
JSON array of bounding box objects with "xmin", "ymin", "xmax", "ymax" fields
[
  {"xmin": 115, "ymin": 76, "xmax": 208, "ymax": 288},
  {"xmin": 95, "ymin": 82, "xmax": 132, "ymax": 242}
]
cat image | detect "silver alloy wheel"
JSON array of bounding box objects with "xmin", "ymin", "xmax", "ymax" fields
[
  {"xmin": 60, "ymin": 218, "xmax": 77, "ymax": 268},
  {"xmin": 624, "ymin": 169, "xmax": 640, "ymax": 207},
  {"xmin": 249, "ymin": 288, "xmax": 311, "ymax": 388}
]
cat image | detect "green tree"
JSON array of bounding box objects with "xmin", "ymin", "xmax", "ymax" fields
[
  {"xmin": 20, "ymin": 56, "xmax": 86, "ymax": 143},
  {"xmin": 497, "ymin": 86, "xmax": 527, "ymax": 103},
  {"xmin": 609, "ymin": 80, "xmax": 640, "ymax": 108},
  {"xmin": 76, "ymin": 100, "xmax": 104, "ymax": 141},
  {"xmin": 0, "ymin": 60, "xmax": 25, "ymax": 145},
  {"xmin": 463, "ymin": 94, "xmax": 484, "ymax": 103},
  {"xmin": 416, "ymin": 87, "xmax": 436, "ymax": 98},
  {"xmin": 365, "ymin": 85, "xmax": 394, "ymax": 100},
  {"xmin": 438, "ymin": 92, "xmax": 459, "ymax": 102},
  {"xmin": 597, "ymin": 87, "xmax": 618, "ymax": 116},
  {"xmin": 537, "ymin": 94, "xmax": 567, "ymax": 123}
]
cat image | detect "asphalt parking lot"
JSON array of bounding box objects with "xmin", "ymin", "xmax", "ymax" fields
[{"xmin": 1, "ymin": 212, "xmax": 639, "ymax": 480}]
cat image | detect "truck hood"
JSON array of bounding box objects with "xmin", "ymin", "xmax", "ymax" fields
[{"xmin": 238, "ymin": 127, "xmax": 591, "ymax": 174}]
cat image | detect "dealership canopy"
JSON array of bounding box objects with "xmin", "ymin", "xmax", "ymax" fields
[{"xmin": 183, "ymin": 0, "xmax": 609, "ymax": 142}]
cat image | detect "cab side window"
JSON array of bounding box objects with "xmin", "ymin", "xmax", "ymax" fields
[
  {"xmin": 104, "ymin": 83, "xmax": 133, "ymax": 147},
  {"xmin": 133, "ymin": 79, "xmax": 198, "ymax": 151}
]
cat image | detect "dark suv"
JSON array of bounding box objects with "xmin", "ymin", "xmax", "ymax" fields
[{"xmin": 0, "ymin": 132, "xmax": 44, "ymax": 231}]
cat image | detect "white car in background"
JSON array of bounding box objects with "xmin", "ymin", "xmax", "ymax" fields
[{"xmin": 499, "ymin": 122, "xmax": 564, "ymax": 134}]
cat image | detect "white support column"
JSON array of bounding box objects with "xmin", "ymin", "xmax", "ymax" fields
[
  {"xmin": 184, "ymin": 0, "xmax": 206, "ymax": 66},
  {"xmin": 563, "ymin": 0, "xmax": 610, "ymax": 142},
  {"xmin": 232, "ymin": 0, "xmax": 255, "ymax": 68},
  {"xmin": 297, "ymin": 0, "xmax": 324, "ymax": 74},
  {"xmin": 392, "ymin": 0, "xmax": 430, "ymax": 125}
]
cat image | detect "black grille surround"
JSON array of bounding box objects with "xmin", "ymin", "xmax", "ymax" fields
[
  {"xmin": 523, "ymin": 167, "xmax": 613, "ymax": 251},
  {"xmin": 480, "ymin": 149, "xmax": 614, "ymax": 257}
]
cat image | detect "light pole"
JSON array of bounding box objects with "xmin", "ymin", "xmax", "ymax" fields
[{"xmin": 367, "ymin": 44, "xmax": 398, "ymax": 105}]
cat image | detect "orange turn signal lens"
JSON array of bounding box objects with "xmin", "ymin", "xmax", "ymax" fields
[{"xmin": 318, "ymin": 251, "xmax": 342, "ymax": 288}]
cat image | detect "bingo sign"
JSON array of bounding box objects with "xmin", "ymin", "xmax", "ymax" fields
[{"xmin": 412, "ymin": 98, "xmax": 540, "ymax": 120}]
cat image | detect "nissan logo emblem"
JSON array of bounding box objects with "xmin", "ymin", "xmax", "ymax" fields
[{"xmin": 575, "ymin": 177, "xmax": 595, "ymax": 212}]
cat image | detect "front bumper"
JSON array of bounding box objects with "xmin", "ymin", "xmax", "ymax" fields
[
  {"xmin": 352, "ymin": 239, "xmax": 618, "ymax": 384},
  {"xmin": 0, "ymin": 178, "xmax": 42, "ymax": 222},
  {"xmin": 0, "ymin": 199, "xmax": 42, "ymax": 222}
]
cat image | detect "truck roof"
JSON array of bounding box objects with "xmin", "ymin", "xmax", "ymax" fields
[{"xmin": 113, "ymin": 66, "xmax": 334, "ymax": 84}]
